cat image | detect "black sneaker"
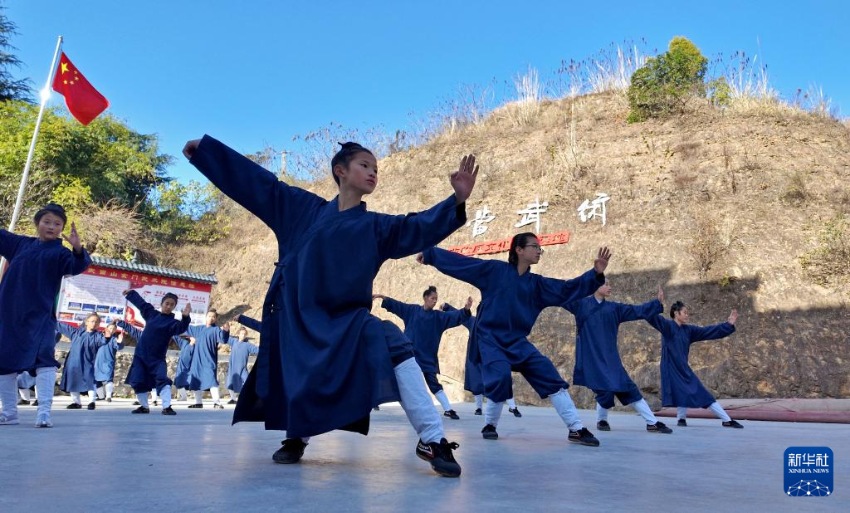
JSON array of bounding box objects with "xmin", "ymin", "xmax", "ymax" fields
[
  {"xmin": 131, "ymin": 406, "xmax": 150, "ymax": 414},
  {"xmin": 509, "ymin": 407, "xmax": 522, "ymax": 418},
  {"xmin": 227, "ymin": 399, "xmax": 237, "ymax": 405},
  {"xmin": 106, "ymin": 398, "xmax": 112, "ymax": 403},
  {"xmin": 647, "ymin": 421, "xmax": 672, "ymax": 434},
  {"xmin": 213, "ymin": 403, "xmax": 224, "ymax": 410},
  {"xmin": 32, "ymin": 400, "xmax": 38, "ymax": 407},
  {"xmin": 444, "ymin": 410, "xmax": 460, "ymax": 420},
  {"xmin": 677, "ymin": 419, "xmax": 687, "ymax": 427},
  {"xmin": 597, "ymin": 420, "xmax": 611, "ymax": 431},
  {"xmin": 722, "ymin": 420, "xmax": 744, "ymax": 429},
  {"xmin": 188, "ymin": 404, "xmax": 203, "ymax": 409},
  {"xmin": 474, "ymin": 408, "xmax": 482, "ymax": 416},
  {"xmin": 568, "ymin": 427, "xmax": 600, "ymax": 447},
  {"xmin": 133, "ymin": 400, "xmax": 140, "ymax": 405},
  {"xmin": 273, "ymin": 438, "xmax": 308, "ymax": 464},
  {"xmin": 481, "ymin": 424, "xmax": 499, "ymax": 440},
  {"xmin": 86, "ymin": 402, "xmax": 96, "ymax": 410},
  {"xmin": 162, "ymin": 406, "xmax": 177, "ymax": 416},
  {"xmin": 416, "ymin": 438, "xmax": 461, "ymax": 477},
  {"xmin": 66, "ymin": 403, "xmax": 82, "ymax": 409},
  {"xmin": 17, "ymin": 399, "xmax": 31, "ymax": 406},
  {"xmin": 153, "ymin": 400, "xmax": 158, "ymax": 406}
]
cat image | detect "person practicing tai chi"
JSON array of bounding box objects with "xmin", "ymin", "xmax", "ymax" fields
[
  {"xmin": 184, "ymin": 136, "xmax": 477, "ymax": 477},
  {"xmin": 58, "ymin": 314, "xmax": 115, "ymax": 410},
  {"xmin": 374, "ymin": 287, "xmax": 471, "ymax": 420},
  {"xmin": 122, "ymin": 289, "xmax": 191, "ymax": 416},
  {"xmin": 645, "ymin": 295, "xmax": 743, "ymax": 429},
  {"xmin": 0, "ymin": 203, "xmax": 91, "ymax": 428},
  {"xmin": 563, "ymin": 282, "xmax": 671, "ymax": 434},
  {"xmin": 418, "ymin": 234, "xmax": 610, "ymax": 446},
  {"xmin": 173, "ymin": 335, "xmax": 194, "ymax": 402},
  {"xmin": 224, "ymin": 315, "xmax": 261, "ymax": 404},
  {"xmin": 94, "ymin": 322, "xmax": 123, "ymax": 402},
  {"xmin": 183, "ymin": 309, "xmax": 229, "ymax": 409}
]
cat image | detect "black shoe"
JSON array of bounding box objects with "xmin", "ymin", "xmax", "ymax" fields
[
  {"xmin": 131, "ymin": 406, "xmax": 150, "ymax": 414},
  {"xmin": 481, "ymin": 424, "xmax": 499, "ymax": 440},
  {"xmin": 647, "ymin": 421, "xmax": 672, "ymax": 434},
  {"xmin": 17, "ymin": 399, "xmax": 30, "ymax": 406},
  {"xmin": 188, "ymin": 404, "xmax": 203, "ymax": 409},
  {"xmin": 722, "ymin": 420, "xmax": 744, "ymax": 429},
  {"xmin": 443, "ymin": 409, "xmax": 460, "ymax": 420},
  {"xmin": 213, "ymin": 403, "xmax": 224, "ymax": 410},
  {"xmin": 32, "ymin": 400, "xmax": 38, "ymax": 406},
  {"xmin": 106, "ymin": 398, "xmax": 112, "ymax": 403},
  {"xmin": 86, "ymin": 402, "xmax": 96, "ymax": 410},
  {"xmin": 416, "ymin": 438, "xmax": 461, "ymax": 477},
  {"xmin": 509, "ymin": 407, "xmax": 522, "ymax": 418},
  {"xmin": 568, "ymin": 427, "xmax": 600, "ymax": 447},
  {"xmin": 227, "ymin": 399, "xmax": 237, "ymax": 405},
  {"xmin": 474, "ymin": 408, "xmax": 482, "ymax": 416},
  {"xmin": 66, "ymin": 403, "xmax": 82, "ymax": 409},
  {"xmin": 273, "ymin": 438, "xmax": 308, "ymax": 464},
  {"xmin": 677, "ymin": 419, "xmax": 687, "ymax": 427},
  {"xmin": 133, "ymin": 400, "xmax": 140, "ymax": 405},
  {"xmin": 162, "ymin": 406, "xmax": 177, "ymax": 416},
  {"xmin": 153, "ymin": 400, "xmax": 158, "ymax": 406},
  {"xmin": 596, "ymin": 420, "xmax": 611, "ymax": 431}
]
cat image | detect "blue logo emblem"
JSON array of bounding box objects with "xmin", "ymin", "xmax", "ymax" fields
[{"xmin": 785, "ymin": 446, "xmax": 833, "ymax": 497}]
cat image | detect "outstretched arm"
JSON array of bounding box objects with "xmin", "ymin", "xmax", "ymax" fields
[
  {"xmin": 116, "ymin": 320, "xmax": 143, "ymax": 340},
  {"xmin": 419, "ymin": 247, "xmax": 495, "ymax": 290},
  {"xmin": 613, "ymin": 298, "xmax": 664, "ymax": 324},
  {"xmin": 0, "ymin": 229, "xmax": 26, "ymax": 259},
  {"xmin": 378, "ymin": 296, "xmax": 416, "ymax": 322},
  {"xmin": 689, "ymin": 310, "xmax": 738, "ymax": 343},
  {"xmin": 123, "ymin": 290, "xmax": 157, "ymax": 322},
  {"xmin": 55, "ymin": 321, "xmax": 78, "ymax": 339},
  {"xmin": 236, "ymin": 314, "xmax": 262, "ymax": 333}
]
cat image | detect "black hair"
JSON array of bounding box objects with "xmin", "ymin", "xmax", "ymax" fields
[
  {"xmin": 670, "ymin": 301, "xmax": 687, "ymax": 319},
  {"xmin": 330, "ymin": 142, "xmax": 374, "ymax": 185},
  {"xmin": 161, "ymin": 292, "xmax": 179, "ymax": 305},
  {"xmin": 34, "ymin": 203, "xmax": 67, "ymax": 225},
  {"xmin": 423, "ymin": 285, "xmax": 437, "ymax": 299},
  {"xmin": 208, "ymin": 308, "xmax": 217, "ymax": 314},
  {"xmin": 508, "ymin": 232, "xmax": 537, "ymax": 267}
]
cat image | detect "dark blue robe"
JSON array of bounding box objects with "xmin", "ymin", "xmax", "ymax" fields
[
  {"xmin": 443, "ymin": 303, "xmax": 481, "ymax": 394},
  {"xmin": 380, "ymin": 297, "xmax": 469, "ymax": 374},
  {"xmin": 174, "ymin": 337, "xmax": 194, "ymax": 388},
  {"xmin": 645, "ymin": 315, "xmax": 736, "ymax": 407},
  {"xmin": 0, "ymin": 230, "xmax": 90, "ymax": 374},
  {"xmin": 563, "ymin": 296, "xmax": 662, "ymax": 391},
  {"xmin": 94, "ymin": 335, "xmax": 123, "ymax": 382},
  {"xmin": 421, "ymin": 247, "xmax": 603, "ymax": 402},
  {"xmin": 58, "ymin": 322, "xmax": 108, "ymax": 392},
  {"xmin": 189, "ymin": 135, "xmax": 466, "ymax": 437},
  {"xmin": 184, "ymin": 324, "xmax": 228, "ymax": 391},
  {"xmin": 123, "ymin": 291, "xmax": 191, "ymax": 393}
]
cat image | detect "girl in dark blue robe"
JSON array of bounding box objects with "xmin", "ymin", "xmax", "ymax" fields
[
  {"xmin": 645, "ymin": 299, "xmax": 743, "ymax": 428},
  {"xmin": 376, "ymin": 287, "xmax": 470, "ymax": 419},
  {"xmin": 122, "ymin": 289, "xmax": 191, "ymax": 415},
  {"xmin": 184, "ymin": 136, "xmax": 477, "ymax": 477},
  {"xmin": 183, "ymin": 309, "xmax": 229, "ymax": 409},
  {"xmin": 58, "ymin": 314, "xmax": 110, "ymax": 410},
  {"xmin": 563, "ymin": 282, "xmax": 669, "ymax": 433},
  {"xmin": 0, "ymin": 203, "xmax": 90, "ymax": 428},
  {"xmin": 420, "ymin": 234, "xmax": 610, "ymax": 446},
  {"xmin": 224, "ymin": 317, "xmax": 260, "ymax": 403},
  {"xmin": 94, "ymin": 323, "xmax": 123, "ymax": 402}
]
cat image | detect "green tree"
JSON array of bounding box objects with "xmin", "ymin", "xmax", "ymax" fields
[
  {"xmin": 627, "ymin": 36, "xmax": 708, "ymax": 122},
  {"xmin": 0, "ymin": 4, "xmax": 32, "ymax": 102}
]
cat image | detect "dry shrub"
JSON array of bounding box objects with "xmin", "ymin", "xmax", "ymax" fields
[
  {"xmin": 74, "ymin": 200, "xmax": 144, "ymax": 259},
  {"xmin": 687, "ymin": 214, "xmax": 730, "ymax": 279}
]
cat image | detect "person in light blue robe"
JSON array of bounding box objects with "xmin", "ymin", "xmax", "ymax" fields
[
  {"xmin": 376, "ymin": 287, "xmax": 470, "ymax": 419},
  {"xmin": 645, "ymin": 297, "xmax": 743, "ymax": 428},
  {"xmin": 0, "ymin": 203, "xmax": 90, "ymax": 428},
  {"xmin": 58, "ymin": 313, "xmax": 112, "ymax": 409},
  {"xmin": 563, "ymin": 282, "xmax": 669, "ymax": 433},
  {"xmin": 173, "ymin": 335, "xmax": 194, "ymax": 402},
  {"xmin": 224, "ymin": 316, "xmax": 260, "ymax": 403},
  {"xmin": 419, "ymin": 233, "xmax": 610, "ymax": 446},
  {"xmin": 94, "ymin": 322, "xmax": 122, "ymax": 402},
  {"xmin": 184, "ymin": 136, "xmax": 477, "ymax": 477},
  {"xmin": 183, "ymin": 309, "xmax": 229, "ymax": 409}
]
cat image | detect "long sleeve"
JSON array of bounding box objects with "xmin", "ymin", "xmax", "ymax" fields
[
  {"xmin": 246, "ymin": 343, "xmax": 260, "ymax": 356},
  {"xmin": 67, "ymin": 248, "xmax": 92, "ymax": 276},
  {"xmin": 613, "ymin": 299, "xmax": 664, "ymax": 324},
  {"xmin": 380, "ymin": 297, "xmax": 417, "ymax": 323},
  {"xmin": 536, "ymin": 269, "xmax": 604, "ymax": 309},
  {"xmin": 688, "ymin": 322, "xmax": 736, "ymax": 343},
  {"xmin": 0, "ymin": 230, "xmax": 26, "ymax": 259},
  {"xmin": 421, "ymin": 247, "xmax": 497, "ymax": 290},
  {"xmin": 56, "ymin": 321, "xmax": 78, "ymax": 339},
  {"xmin": 237, "ymin": 314, "xmax": 262, "ymax": 333},
  {"xmin": 117, "ymin": 320, "xmax": 143, "ymax": 340},
  {"xmin": 170, "ymin": 315, "xmax": 192, "ymax": 337},
  {"xmin": 644, "ymin": 314, "xmax": 669, "ymax": 335},
  {"xmin": 378, "ymin": 195, "xmax": 466, "ymax": 261},
  {"xmin": 438, "ymin": 308, "xmax": 470, "ymax": 331},
  {"xmin": 124, "ymin": 291, "xmax": 157, "ymax": 322}
]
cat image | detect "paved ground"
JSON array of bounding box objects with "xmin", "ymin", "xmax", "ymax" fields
[{"xmin": 1, "ymin": 398, "xmax": 847, "ymax": 513}]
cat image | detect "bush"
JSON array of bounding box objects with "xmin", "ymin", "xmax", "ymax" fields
[
  {"xmin": 800, "ymin": 215, "xmax": 850, "ymax": 286},
  {"xmin": 627, "ymin": 36, "xmax": 708, "ymax": 122}
]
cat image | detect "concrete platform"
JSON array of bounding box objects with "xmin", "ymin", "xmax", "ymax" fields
[{"xmin": 2, "ymin": 398, "xmax": 848, "ymax": 513}]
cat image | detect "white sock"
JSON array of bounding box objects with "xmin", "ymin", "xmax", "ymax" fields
[
  {"xmin": 708, "ymin": 402, "xmax": 731, "ymax": 422},
  {"xmin": 88, "ymin": 390, "xmax": 97, "ymax": 404},
  {"xmin": 151, "ymin": 389, "xmax": 159, "ymax": 401},
  {"xmin": 19, "ymin": 388, "xmax": 32, "ymax": 402},
  {"xmin": 160, "ymin": 386, "xmax": 172, "ymax": 408},
  {"xmin": 676, "ymin": 407, "xmax": 688, "ymax": 420},
  {"xmin": 210, "ymin": 387, "xmax": 221, "ymax": 404},
  {"xmin": 507, "ymin": 397, "xmax": 517, "ymax": 409},
  {"xmin": 631, "ymin": 399, "xmax": 658, "ymax": 424},
  {"xmin": 137, "ymin": 392, "xmax": 149, "ymax": 408},
  {"xmin": 548, "ymin": 389, "xmax": 583, "ymax": 431},
  {"xmin": 434, "ymin": 390, "xmax": 452, "ymax": 411},
  {"xmin": 194, "ymin": 390, "xmax": 204, "ymax": 405},
  {"xmin": 70, "ymin": 392, "xmax": 82, "ymax": 405},
  {"xmin": 178, "ymin": 388, "xmax": 187, "ymax": 401},
  {"xmin": 35, "ymin": 367, "xmax": 57, "ymax": 418},
  {"xmin": 96, "ymin": 386, "xmax": 105, "ymax": 399},
  {"xmin": 596, "ymin": 402, "xmax": 609, "ymax": 422},
  {"xmin": 105, "ymin": 382, "xmax": 114, "ymax": 399},
  {"xmin": 474, "ymin": 394, "xmax": 483, "ymax": 409},
  {"xmin": 484, "ymin": 400, "xmax": 504, "ymax": 427},
  {"xmin": 0, "ymin": 373, "xmax": 18, "ymax": 419},
  {"xmin": 394, "ymin": 358, "xmax": 443, "ymax": 444}
]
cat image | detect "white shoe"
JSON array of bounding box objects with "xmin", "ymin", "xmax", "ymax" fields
[
  {"xmin": 35, "ymin": 414, "xmax": 53, "ymax": 428},
  {"xmin": 0, "ymin": 413, "xmax": 20, "ymax": 425}
]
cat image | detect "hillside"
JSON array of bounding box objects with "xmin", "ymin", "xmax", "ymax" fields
[{"xmin": 165, "ymin": 92, "xmax": 850, "ymax": 409}]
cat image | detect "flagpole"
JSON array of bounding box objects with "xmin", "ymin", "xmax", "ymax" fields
[{"xmin": 0, "ymin": 35, "xmax": 63, "ymax": 282}]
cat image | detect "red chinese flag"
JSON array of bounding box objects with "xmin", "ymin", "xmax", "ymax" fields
[{"xmin": 51, "ymin": 52, "xmax": 109, "ymax": 125}]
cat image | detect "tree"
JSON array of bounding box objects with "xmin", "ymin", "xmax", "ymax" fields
[{"xmin": 0, "ymin": 4, "xmax": 32, "ymax": 102}]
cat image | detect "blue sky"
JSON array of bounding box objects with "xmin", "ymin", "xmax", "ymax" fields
[{"xmin": 7, "ymin": 1, "xmax": 849, "ymax": 183}]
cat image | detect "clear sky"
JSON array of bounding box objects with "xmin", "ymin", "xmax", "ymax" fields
[{"xmin": 7, "ymin": 1, "xmax": 849, "ymax": 183}]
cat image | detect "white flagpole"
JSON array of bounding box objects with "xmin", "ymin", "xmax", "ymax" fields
[{"xmin": 0, "ymin": 35, "xmax": 63, "ymax": 281}]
